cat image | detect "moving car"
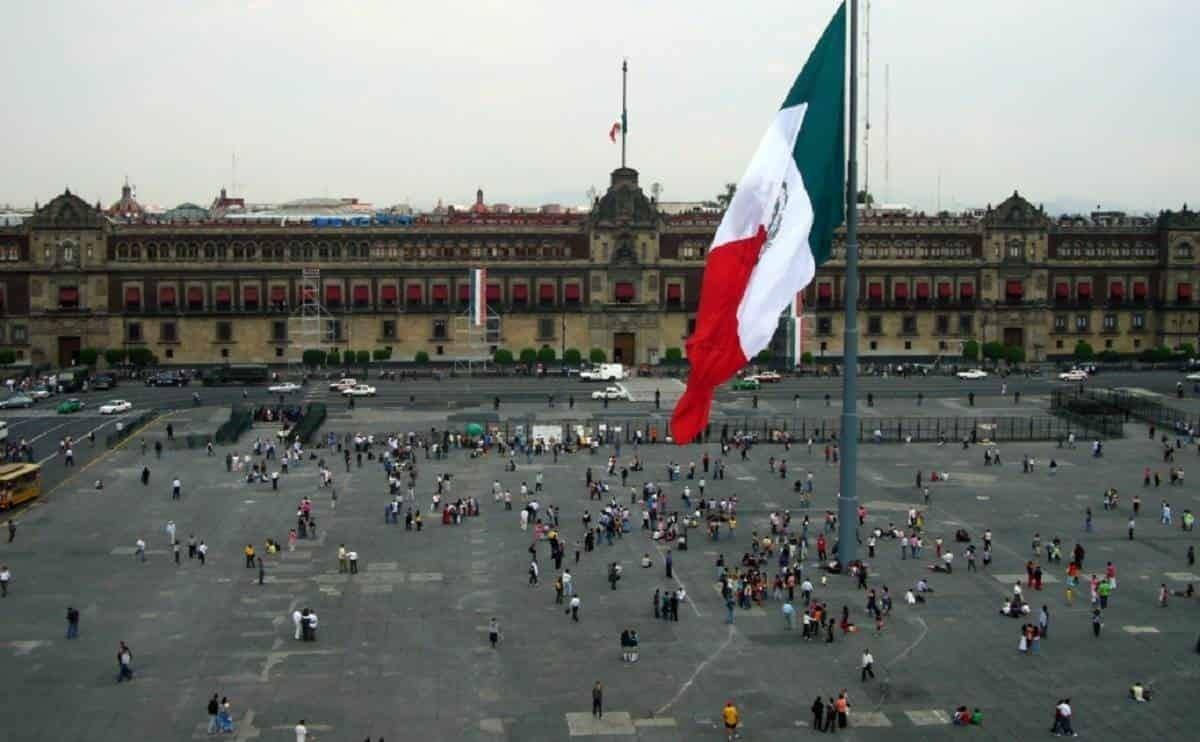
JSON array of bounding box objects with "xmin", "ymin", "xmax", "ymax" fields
[
  {"xmin": 341, "ymin": 384, "xmax": 377, "ymax": 397},
  {"xmin": 580, "ymin": 364, "xmax": 627, "ymax": 382},
  {"xmin": 56, "ymin": 398, "xmax": 85, "ymax": 414},
  {"xmin": 146, "ymin": 372, "xmax": 189, "ymax": 387},
  {"xmin": 329, "ymin": 377, "xmax": 358, "ymax": 391},
  {"xmin": 268, "ymin": 382, "xmax": 302, "ymax": 394},
  {"xmin": 1185, "ymin": 372, "xmax": 1200, "ymax": 382},
  {"xmin": 91, "ymin": 373, "xmax": 117, "ymax": 390},
  {"xmin": 752, "ymin": 371, "xmax": 782, "ymax": 383},
  {"xmin": 0, "ymin": 394, "xmax": 34, "ymax": 409},
  {"xmin": 28, "ymin": 386, "xmax": 53, "ymax": 400},
  {"xmin": 1059, "ymin": 369, "xmax": 1089, "ymax": 382},
  {"xmin": 956, "ymin": 369, "xmax": 989, "ymax": 380},
  {"xmin": 591, "ymin": 385, "xmax": 629, "ymax": 400},
  {"xmin": 98, "ymin": 399, "xmax": 133, "ymax": 415},
  {"xmin": 732, "ymin": 377, "xmax": 761, "ymax": 391}
]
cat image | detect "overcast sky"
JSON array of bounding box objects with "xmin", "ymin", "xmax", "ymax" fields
[{"xmin": 2, "ymin": 0, "xmax": 1195, "ymax": 214}]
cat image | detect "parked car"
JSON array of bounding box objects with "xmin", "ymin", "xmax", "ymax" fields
[
  {"xmin": 56, "ymin": 398, "xmax": 85, "ymax": 414},
  {"xmin": 591, "ymin": 385, "xmax": 629, "ymax": 400},
  {"xmin": 268, "ymin": 382, "xmax": 302, "ymax": 394},
  {"xmin": 98, "ymin": 399, "xmax": 133, "ymax": 415},
  {"xmin": 956, "ymin": 369, "xmax": 989, "ymax": 380},
  {"xmin": 91, "ymin": 373, "xmax": 117, "ymax": 390},
  {"xmin": 1059, "ymin": 369, "xmax": 1089, "ymax": 382},
  {"xmin": 732, "ymin": 377, "xmax": 761, "ymax": 391},
  {"xmin": 0, "ymin": 394, "xmax": 34, "ymax": 409},
  {"xmin": 329, "ymin": 378, "xmax": 358, "ymax": 391},
  {"xmin": 28, "ymin": 385, "xmax": 53, "ymax": 400},
  {"xmin": 342, "ymin": 384, "xmax": 377, "ymax": 397},
  {"xmin": 145, "ymin": 372, "xmax": 189, "ymax": 387},
  {"xmin": 752, "ymin": 371, "xmax": 782, "ymax": 383},
  {"xmin": 1186, "ymin": 372, "xmax": 1200, "ymax": 382}
]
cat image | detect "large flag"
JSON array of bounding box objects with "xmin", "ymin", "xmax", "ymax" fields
[{"xmin": 671, "ymin": 3, "xmax": 846, "ymax": 444}]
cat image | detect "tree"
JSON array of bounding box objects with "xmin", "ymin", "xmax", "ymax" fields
[
  {"xmin": 493, "ymin": 349, "xmax": 514, "ymax": 365},
  {"xmin": 1073, "ymin": 340, "xmax": 1095, "ymax": 362},
  {"xmin": 716, "ymin": 182, "xmax": 737, "ymax": 209},
  {"xmin": 326, "ymin": 348, "xmax": 341, "ymax": 366},
  {"xmin": 302, "ymin": 349, "xmax": 325, "ymax": 367},
  {"xmin": 78, "ymin": 347, "xmax": 100, "ymax": 366},
  {"xmin": 1003, "ymin": 344, "xmax": 1025, "ymax": 365},
  {"xmin": 104, "ymin": 348, "xmax": 127, "ymax": 366},
  {"xmin": 961, "ymin": 340, "xmax": 980, "ymax": 360},
  {"xmin": 563, "ymin": 348, "xmax": 582, "ymax": 365},
  {"xmin": 801, "ymin": 351, "xmax": 815, "ymax": 365},
  {"xmin": 127, "ymin": 347, "xmax": 155, "ymax": 366},
  {"xmin": 1098, "ymin": 350, "xmax": 1121, "ymax": 362},
  {"xmin": 755, "ymin": 348, "xmax": 773, "ymax": 363},
  {"xmin": 537, "ymin": 346, "xmax": 556, "ymax": 363},
  {"xmin": 589, "ymin": 348, "xmax": 607, "ymax": 364},
  {"xmin": 519, "ymin": 348, "xmax": 538, "ymax": 365},
  {"xmin": 0, "ymin": 349, "xmax": 15, "ymax": 366},
  {"xmin": 1151, "ymin": 345, "xmax": 1174, "ymax": 362},
  {"xmin": 855, "ymin": 190, "xmax": 875, "ymax": 206},
  {"xmin": 1177, "ymin": 342, "xmax": 1196, "ymax": 358},
  {"xmin": 982, "ymin": 341, "xmax": 1005, "ymax": 361},
  {"xmin": 414, "ymin": 351, "xmax": 430, "ymax": 364},
  {"xmin": 372, "ymin": 347, "xmax": 392, "ymax": 362},
  {"xmin": 663, "ymin": 347, "xmax": 684, "ymax": 363},
  {"xmin": 355, "ymin": 350, "xmax": 370, "ymax": 365}
]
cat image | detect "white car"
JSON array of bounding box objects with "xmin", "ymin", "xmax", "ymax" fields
[
  {"xmin": 591, "ymin": 386, "xmax": 629, "ymax": 400},
  {"xmin": 956, "ymin": 369, "xmax": 989, "ymax": 380},
  {"xmin": 1186, "ymin": 372, "xmax": 1200, "ymax": 382},
  {"xmin": 269, "ymin": 382, "xmax": 302, "ymax": 393},
  {"xmin": 342, "ymin": 384, "xmax": 377, "ymax": 397},
  {"xmin": 28, "ymin": 386, "xmax": 53, "ymax": 400},
  {"xmin": 753, "ymin": 371, "xmax": 782, "ymax": 383},
  {"xmin": 1059, "ymin": 370, "xmax": 1089, "ymax": 382},
  {"xmin": 329, "ymin": 377, "xmax": 357, "ymax": 391},
  {"xmin": 98, "ymin": 399, "xmax": 133, "ymax": 415}
]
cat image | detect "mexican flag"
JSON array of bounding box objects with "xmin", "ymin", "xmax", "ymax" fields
[{"xmin": 672, "ymin": 2, "xmax": 846, "ymax": 444}]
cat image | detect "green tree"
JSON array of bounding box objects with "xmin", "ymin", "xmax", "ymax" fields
[
  {"xmin": 1152, "ymin": 345, "xmax": 1174, "ymax": 362},
  {"xmin": 372, "ymin": 347, "xmax": 392, "ymax": 362},
  {"xmin": 104, "ymin": 348, "xmax": 127, "ymax": 366},
  {"xmin": 493, "ymin": 349, "xmax": 514, "ymax": 365},
  {"xmin": 1003, "ymin": 344, "xmax": 1025, "ymax": 364},
  {"xmin": 716, "ymin": 182, "xmax": 737, "ymax": 209},
  {"xmin": 0, "ymin": 349, "xmax": 15, "ymax": 365},
  {"xmin": 1177, "ymin": 342, "xmax": 1196, "ymax": 358},
  {"xmin": 589, "ymin": 348, "xmax": 607, "ymax": 364},
  {"xmin": 326, "ymin": 348, "xmax": 341, "ymax": 366},
  {"xmin": 519, "ymin": 347, "xmax": 537, "ymax": 365},
  {"xmin": 663, "ymin": 347, "xmax": 684, "ymax": 363},
  {"xmin": 855, "ymin": 190, "xmax": 874, "ymax": 206},
  {"xmin": 127, "ymin": 347, "xmax": 154, "ymax": 366},
  {"xmin": 537, "ymin": 346, "xmax": 556, "ymax": 363},
  {"xmin": 302, "ymin": 349, "xmax": 325, "ymax": 367},
  {"xmin": 563, "ymin": 348, "xmax": 582, "ymax": 365},
  {"xmin": 78, "ymin": 347, "xmax": 100, "ymax": 366},
  {"xmin": 1073, "ymin": 340, "xmax": 1095, "ymax": 362},
  {"xmin": 801, "ymin": 351, "xmax": 815, "ymax": 365},
  {"xmin": 982, "ymin": 341, "xmax": 1005, "ymax": 361},
  {"xmin": 1098, "ymin": 350, "xmax": 1120, "ymax": 362},
  {"xmin": 414, "ymin": 350, "xmax": 430, "ymax": 364},
  {"xmin": 355, "ymin": 350, "xmax": 370, "ymax": 365},
  {"xmin": 961, "ymin": 339, "xmax": 980, "ymax": 360},
  {"xmin": 755, "ymin": 348, "xmax": 773, "ymax": 363}
]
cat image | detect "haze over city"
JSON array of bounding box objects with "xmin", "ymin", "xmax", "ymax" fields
[{"xmin": 2, "ymin": 0, "xmax": 1195, "ymax": 213}]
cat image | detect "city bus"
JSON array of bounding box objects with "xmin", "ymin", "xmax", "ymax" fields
[
  {"xmin": 0, "ymin": 462, "xmax": 41, "ymax": 511},
  {"xmin": 201, "ymin": 364, "xmax": 271, "ymax": 386}
]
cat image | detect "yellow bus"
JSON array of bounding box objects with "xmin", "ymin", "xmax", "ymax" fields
[{"xmin": 0, "ymin": 462, "xmax": 40, "ymax": 510}]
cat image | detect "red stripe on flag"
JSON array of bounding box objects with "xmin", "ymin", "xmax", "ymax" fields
[
  {"xmin": 671, "ymin": 226, "xmax": 766, "ymax": 444},
  {"xmin": 609, "ymin": 122, "xmax": 620, "ymax": 142}
]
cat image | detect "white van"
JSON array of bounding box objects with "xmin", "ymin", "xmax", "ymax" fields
[{"xmin": 580, "ymin": 363, "xmax": 626, "ymax": 382}]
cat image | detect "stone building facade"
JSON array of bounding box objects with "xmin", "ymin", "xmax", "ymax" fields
[{"xmin": 0, "ymin": 173, "xmax": 1196, "ymax": 369}]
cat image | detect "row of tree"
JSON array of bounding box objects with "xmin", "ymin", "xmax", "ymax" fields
[{"xmin": 0, "ymin": 347, "xmax": 159, "ymax": 367}]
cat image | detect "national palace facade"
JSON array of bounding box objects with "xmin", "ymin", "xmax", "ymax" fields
[{"xmin": 0, "ymin": 166, "xmax": 1198, "ymax": 368}]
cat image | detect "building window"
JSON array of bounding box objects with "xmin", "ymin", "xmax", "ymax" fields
[
  {"xmin": 127, "ymin": 322, "xmax": 143, "ymax": 342},
  {"xmin": 325, "ymin": 319, "xmax": 343, "ymax": 342},
  {"xmin": 1103, "ymin": 314, "xmax": 1117, "ymax": 331},
  {"xmin": 1132, "ymin": 314, "xmax": 1145, "ymax": 329},
  {"xmin": 436, "ymin": 344, "xmax": 445, "ymax": 356},
  {"xmin": 1054, "ymin": 315, "xmax": 1067, "ymax": 332},
  {"xmin": 614, "ymin": 282, "xmax": 635, "ymax": 303},
  {"xmin": 58, "ymin": 285, "xmax": 80, "ymax": 309},
  {"xmin": 165, "ymin": 348, "xmax": 175, "ymax": 359},
  {"xmin": 958, "ymin": 314, "xmax": 973, "ymax": 334},
  {"xmin": 271, "ymin": 321, "xmax": 288, "ymax": 342},
  {"xmin": 1075, "ymin": 315, "xmax": 1089, "ymax": 331},
  {"xmin": 11, "ymin": 325, "xmax": 27, "ymax": 343},
  {"xmin": 216, "ymin": 321, "xmax": 233, "ymax": 342},
  {"xmin": 687, "ymin": 318, "xmax": 697, "ymax": 336},
  {"xmin": 274, "ymin": 347, "xmax": 284, "ymax": 358},
  {"xmin": 432, "ymin": 319, "xmax": 447, "ymax": 340},
  {"xmin": 1134, "ymin": 338, "xmax": 1142, "ymax": 349},
  {"xmin": 868, "ymin": 340, "xmax": 878, "ymax": 351},
  {"xmin": 160, "ymin": 322, "xmax": 177, "ymax": 343},
  {"xmin": 221, "ymin": 347, "xmax": 230, "ymax": 358},
  {"xmin": 867, "ymin": 316, "xmax": 882, "ymax": 335},
  {"xmin": 485, "ymin": 316, "xmax": 501, "ymax": 344},
  {"xmin": 817, "ymin": 317, "xmax": 832, "ymax": 335},
  {"xmin": 904, "ymin": 340, "xmax": 912, "ymax": 350},
  {"xmin": 537, "ymin": 317, "xmax": 556, "ymax": 340},
  {"xmin": 935, "ymin": 315, "xmax": 949, "ymax": 335},
  {"xmin": 1008, "ymin": 244, "xmax": 1023, "ymax": 259},
  {"xmin": 902, "ymin": 315, "xmax": 917, "ymax": 334},
  {"xmin": 1105, "ymin": 339, "xmax": 1114, "ymax": 349},
  {"xmin": 382, "ymin": 320, "xmax": 396, "ymax": 340},
  {"xmin": 1056, "ymin": 339, "xmax": 1064, "ymax": 349}
]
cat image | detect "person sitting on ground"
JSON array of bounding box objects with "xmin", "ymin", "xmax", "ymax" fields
[
  {"xmin": 640, "ymin": 553, "xmax": 653, "ymax": 568},
  {"xmin": 916, "ymin": 578, "xmax": 933, "ymax": 593},
  {"xmin": 953, "ymin": 706, "xmax": 971, "ymax": 726},
  {"xmin": 970, "ymin": 708, "xmax": 983, "ymax": 726},
  {"xmin": 1130, "ymin": 681, "xmax": 1151, "ymax": 702},
  {"xmin": 905, "ymin": 589, "xmax": 923, "ymax": 605},
  {"xmin": 954, "ymin": 528, "xmax": 971, "ymax": 543},
  {"xmin": 1000, "ymin": 598, "xmax": 1030, "ymax": 617}
]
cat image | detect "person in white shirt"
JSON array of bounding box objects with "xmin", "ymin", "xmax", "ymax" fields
[
  {"xmin": 861, "ymin": 650, "xmax": 875, "ymax": 681},
  {"xmin": 294, "ymin": 720, "xmax": 307, "ymax": 742},
  {"xmin": 135, "ymin": 538, "xmax": 147, "ymax": 563},
  {"xmin": 292, "ymin": 609, "xmax": 302, "ymax": 640},
  {"xmin": 569, "ymin": 594, "xmax": 581, "ymax": 621}
]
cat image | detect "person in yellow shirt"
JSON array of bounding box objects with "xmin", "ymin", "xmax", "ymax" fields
[
  {"xmin": 722, "ymin": 700, "xmax": 739, "ymax": 740},
  {"xmin": 244, "ymin": 544, "xmax": 256, "ymax": 568}
]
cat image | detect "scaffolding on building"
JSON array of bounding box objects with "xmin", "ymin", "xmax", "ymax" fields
[
  {"xmin": 452, "ymin": 304, "xmax": 500, "ymax": 376},
  {"xmin": 287, "ymin": 267, "xmax": 345, "ymax": 377}
]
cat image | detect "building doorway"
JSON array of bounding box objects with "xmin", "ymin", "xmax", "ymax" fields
[
  {"xmin": 58, "ymin": 336, "xmax": 82, "ymax": 367},
  {"xmin": 613, "ymin": 333, "xmax": 636, "ymax": 364},
  {"xmin": 1003, "ymin": 327, "xmax": 1023, "ymax": 349}
]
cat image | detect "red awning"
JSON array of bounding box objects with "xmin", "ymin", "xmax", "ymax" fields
[
  {"xmin": 893, "ymin": 283, "xmax": 908, "ymax": 300},
  {"xmin": 215, "ymin": 287, "xmax": 232, "ymax": 304},
  {"xmin": 1133, "ymin": 281, "xmax": 1147, "ymax": 299},
  {"xmin": 187, "ymin": 287, "xmax": 203, "ymax": 305},
  {"xmin": 457, "ymin": 284, "xmax": 471, "ymax": 302},
  {"xmin": 382, "ymin": 285, "xmax": 398, "ymax": 303},
  {"xmin": 59, "ymin": 287, "xmax": 79, "ymax": 303},
  {"xmin": 243, "ymin": 286, "xmax": 259, "ymax": 304},
  {"xmin": 1006, "ymin": 280, "xmax": 1023, "ymax": 297},
  {"xmin": 325, "ymin": 285, "xmax": 342, "ymax": 303},
  {"xmin": 615, "ymin": 282, "xmax": 635, "ymax": 300},
  {"xmin": 160, "ymin": 286, "xmax": 177, "ymax": 306},
  {"xmin": 1055, "ymin": 282, "xmax": 1069, "ymax": 298},
  {"xmin": 565, "ymin": 283, "xmax": 581, "ymax": 302},
  {"xmin": 937, "ymin": 282, "xmax": 952, "ymax": 299},
  {"xmin": 817, "ymin": 283, "xmax": 832, "ymax": 299},
  {"xmin": 512, "ymin": 284, "xmax": 528, "ymax": 302},
  {"xmin": 959, "ymin": 282, "xmax": 975, "ymax": 298},
  {"xmin": 353, "ymin": 285, "xmax": 370, "ymax": 304},
  {"xmin": 1109, "ymin": 281, "xmax": 1124, "ymax": 298},
  {"xmin": 125, "ymin": 287, "xmax": 141, "ymax": 305},
  {"xmin": 271, "ymin": 286, "xmax": 287, "ymax": 304},
  {"xmin": 916, "ymin": 282, "xmax": 930, "ymax": 299},
  {"xmin": 432, "ymin": 284, "xmax": 449, "ymax": 301},
  {"xmin": 486, "ymin": 283, "xmax": 501, "ymax": 301},
  {"xmin": 540, "ymin": 283, "xmax": 556, "ymax": 301},
  {"xmin": 867, "ymin": 282, "xmax": 882, "ymax": 299},
  {"xmin": 666, "ymin": 284, "xmax": 682, "ymax": 301},
  {"xmin": 1076, "ymin": 281, "xmax": 1091, "ymax": 298},
  {"xmin": 1178, "ymin": 283, "xmax": 1193, "ymax": 300},
  {"xmin": 406, "ymin": 284, "xmax": 422, "ymax": 302}
]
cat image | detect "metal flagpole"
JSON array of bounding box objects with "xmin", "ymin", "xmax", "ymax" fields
[
  {"xmin": 837, "ymin": 0, "xmax": 861, "ymax": 566},
  {"xmin": 621, "ymin": 59, "xmax": 628, "ymax": 168}
]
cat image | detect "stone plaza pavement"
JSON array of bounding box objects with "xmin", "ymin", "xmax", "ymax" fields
[{"xmin": 1, "ymin": 402, "xmax": 1198, "ymax": 740}]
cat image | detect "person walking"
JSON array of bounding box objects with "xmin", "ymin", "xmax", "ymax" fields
[
  {"xmin": 207, "ymin": 693, "xmax": 221, "ymax": 734},
  {"xmin": 294, "ymin": 720, "xmax": 308, "ymax": 742},
  {"xmin": 1128, "ymin": 517, "xmax": 1136, "ymax": 540},
  {"xmin": 116, "ymin": 641, "xmax": 134, "ymax": 682},
  {"xmin": 665, "ymin": 551, "xmax": 673, "ymax": 579},
  {"xmin": 592, "ymin": 681, "xmax": 603, "ymax": 718},
  {"xmin": 810, "ymin": 696, "xmax": 824, "ymax": 732},
  {"xmin": 293, "ymin": 609, "xmax": 303, "ymax": 641},
  {"xmin": 0, "ymin": 564, "xmax": 9, "ymax": 597},
  {"xmin": 338, "ymin": 545, "xmax": 348, "ymax": 573},
  {"xmin": 6, "ymin": 518, "xmax": 15, "ymax": 543},
  {"xmin": 860, "ymin": 649, "xmax": 875, "ymax": 682},
  {"xmin": 488, "ymin": 617, "xmax": 500, "ymax": 648},
  {"xmin": 722, "ymin": 700, "xmax": 740, "ymax": 740},
  {"xmin": 197, "ymin": 541, "xmax": 208, "ymax": 565},
  {"xmin": 1092, "ymin": 609, "xmax": 1103, "ymax": 637},
  {"xmin": 66, "ymin": 606, "xmax": 80, "ymax": 638},
  {"xmin": 570, "ymin": 594, "xmax": 581, "ymax": 622},
  {"xmin": 529, "ymin": 560, "xmax": 539, "ymax": 586},
  {"xmin": 257, "ymin": 556, "xmax": 265, "ymax": 585},
  {"xmin": 135, "ymin": 538, "xmax": 147, "ymax": 563},
  {"xmin": 1039, "ymin": 605, "xmax": 1049, "ymax": 639}
]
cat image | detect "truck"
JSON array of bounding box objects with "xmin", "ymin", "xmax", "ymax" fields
[{"xmin": 580, "ymin": 363, "xmax": 626, "ymax": 382}]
